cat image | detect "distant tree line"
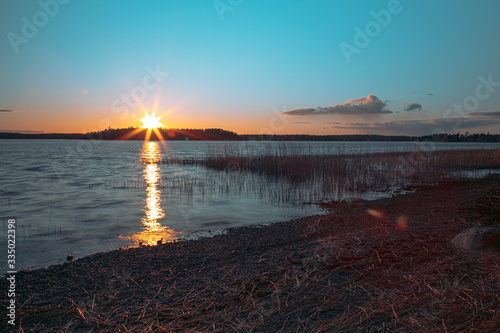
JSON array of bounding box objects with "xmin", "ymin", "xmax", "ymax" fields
[
  {"xmin": 0, "ymin": 128, "xmax": 499, "ymax": 142},
  {"xmin": 0, "ymin": 132, "xmax": 85, "ymax": 140},
  {"xmin": 84, "ymin": 127, "xmax": 240, "ymax": 141},
  {"xmin": 415, "ymin": 132, "xmax": 500, "ymax": 143}
]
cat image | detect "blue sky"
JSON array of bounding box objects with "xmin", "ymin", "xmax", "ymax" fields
[{"xmin": 1, "ymin": 0, "xmax": 499, "ymax": 135}]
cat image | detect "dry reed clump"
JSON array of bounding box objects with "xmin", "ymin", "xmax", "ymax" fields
[
  {"xmin": 175, "ymin": 148, "xmax": 499, "ymax": 179},
  {"xmin": 166, "ymin": 148, "xmax": 500, "ymax": 203}
]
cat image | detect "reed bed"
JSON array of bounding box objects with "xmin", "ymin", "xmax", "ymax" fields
[
  {"xmin": 93, "ymin": 147, "xmax": 500, "ymax": 204},
  {"xmin": 163, "ymin": 148, "xmax": 500, "ymax": 203}
]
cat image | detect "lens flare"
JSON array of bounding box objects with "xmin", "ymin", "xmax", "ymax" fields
[
  {"xmin": 366, "ymin": 208, "xmax": 384, "ymax": 219},
  {"xmin": 396, "ymin": 214, "xmax": 408, "ymax": 230}
]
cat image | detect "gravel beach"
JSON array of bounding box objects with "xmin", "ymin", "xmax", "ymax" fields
[{"xmin": 1, "ymin": 175, "xmax": 499, "ymax": 332}]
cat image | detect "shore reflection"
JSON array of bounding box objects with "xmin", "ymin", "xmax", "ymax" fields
[{"xmin": 131, "ymin": 141, "xmax": 175, "ymax": 245}]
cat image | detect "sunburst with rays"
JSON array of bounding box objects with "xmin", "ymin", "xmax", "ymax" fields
[
  {"xmin": 140, "ymin": 111, "xmax": 166, "ymax": 142},
  {"xmin": 117, "ymin": 111, "xmax": 167, "ymax": 142},
  {"xmin": 140, "ymin": 111, "xmax": 163, "ymax": 129}
]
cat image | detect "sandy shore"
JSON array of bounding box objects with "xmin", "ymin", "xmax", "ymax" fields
[{"xmin": 1, "ymin": 175, "xmax": 499, "ymax": 332}]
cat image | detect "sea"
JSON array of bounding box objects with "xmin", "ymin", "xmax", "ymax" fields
[{"xmin": 1, "ymin": 140, "xmax": 499, "ymax": 271}]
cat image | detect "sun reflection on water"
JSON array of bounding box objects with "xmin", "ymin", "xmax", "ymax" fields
[{"xmin": 128, "ymin": 141, "xmax": 176, "ymax": 245}]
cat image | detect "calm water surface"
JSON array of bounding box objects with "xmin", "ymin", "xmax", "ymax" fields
[{"xmin": 1, "ymin": 140, "xmax": 498, "ymax": 270}]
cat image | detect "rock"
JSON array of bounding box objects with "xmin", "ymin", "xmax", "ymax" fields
[{"xmin": 451, "ymin": 225, "xmax": 500, "ymax": 252}]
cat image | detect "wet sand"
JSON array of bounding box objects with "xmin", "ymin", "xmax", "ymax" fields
[{"xmin": 1, "ymin": 175, "xmax": 499, "ymax": 332}]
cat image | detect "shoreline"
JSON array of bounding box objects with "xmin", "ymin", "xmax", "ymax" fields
[{"xmin": 1, "ymin": 175, "xmax": 499, "ymax": 331}]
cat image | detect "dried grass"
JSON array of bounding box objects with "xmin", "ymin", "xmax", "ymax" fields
[
  {"xmin": 1, "ymin": 167, "xmax": 499, "ymax": 332},
  {"xmin": 167, "ymin": 148, "xmax": 500, "ymax": 203}
]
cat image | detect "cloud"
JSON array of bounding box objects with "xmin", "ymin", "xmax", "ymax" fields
[
  {"xmin": 404, "ymin": 103, "xmax": 423, "ymax": 112},
  {"xmin": 468, "ymin": 111, "xmax": 500, "ymax": 117},
  {"xmin": 282, "ymin": 108, "xmax": 317, "ymax": 116},
  {"xmin": 328, "ymin": 117, "xmax": 500, "ymax": 136},
  {"xmin": 290, "ymin": 121, "xmax": 311, "ymax": 124},
  {"xmin": 282, "ymin": 95, "xmax": 392, "ymax": 116},
  {"xmin": 0, "ymin": 108, "xmax": 16, "ymax": 113}
]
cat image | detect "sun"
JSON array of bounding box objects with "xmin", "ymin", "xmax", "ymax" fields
[{"xmin": 140, "ymin": 112, "xmax": 164, "ymax": 129}]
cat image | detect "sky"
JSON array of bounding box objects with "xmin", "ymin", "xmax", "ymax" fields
[{"xmin": 1, "ymin": 0, "xmax": 499, "ymax": 136}]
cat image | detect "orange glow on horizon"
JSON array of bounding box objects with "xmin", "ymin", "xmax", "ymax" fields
[{"xmin": 0, "ymin": 104, "xmax": 369, "ymax": 136}]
